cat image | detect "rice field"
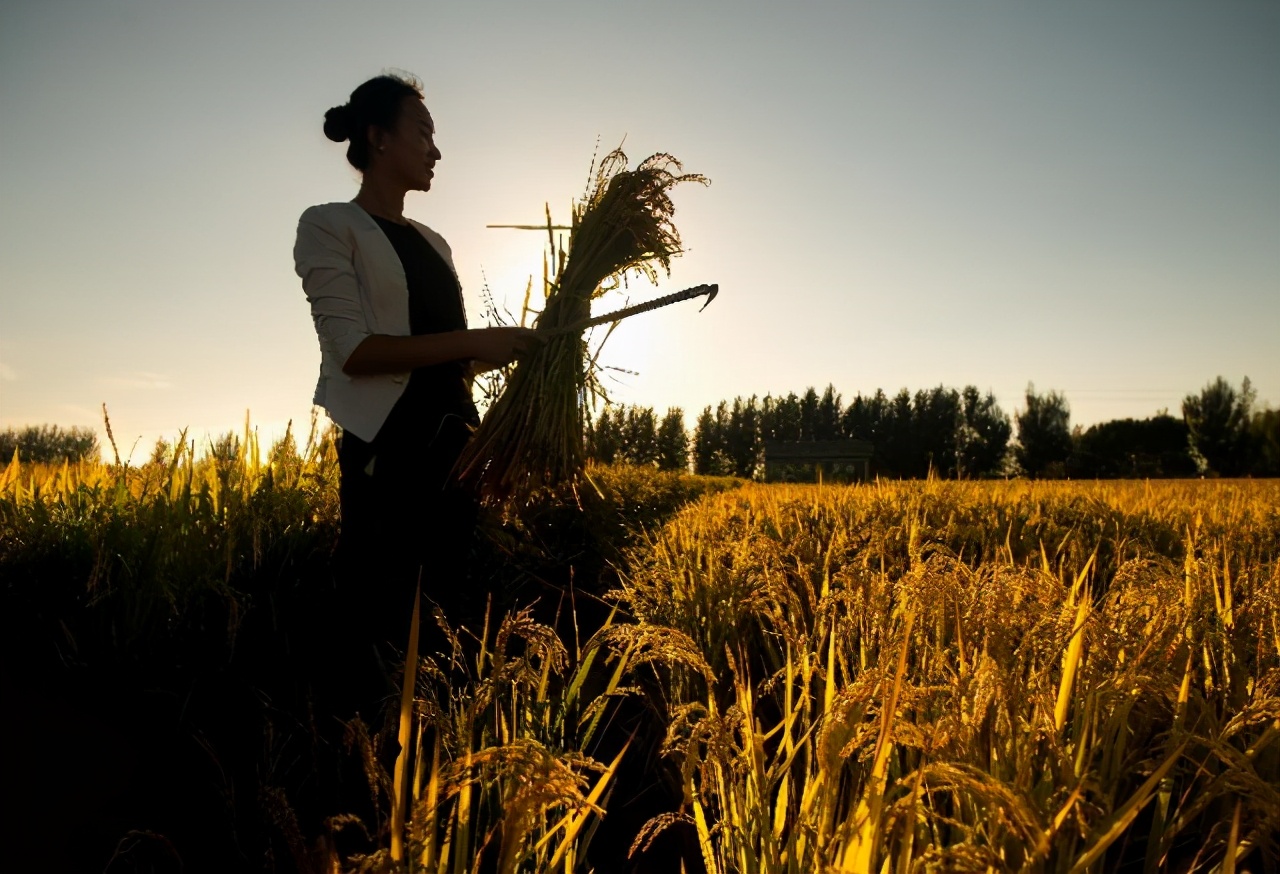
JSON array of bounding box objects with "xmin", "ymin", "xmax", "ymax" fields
[
  {"xmin": 2, "ymin": 444, "xmax": 1277, "ymax": 872},
  {"xmin": 615, "ymin": 478, "xmax": 1280, "ymax": 873}
]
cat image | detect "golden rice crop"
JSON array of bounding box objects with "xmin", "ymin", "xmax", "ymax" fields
[
  {"xmin": 615, "ymin": 478, "xmax": 1280, "ymax": 872},
  {"xmin": 7, "ymin": 428, "xmax": 1278, "ymax": 872}
]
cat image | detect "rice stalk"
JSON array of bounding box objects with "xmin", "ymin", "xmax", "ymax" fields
[
  {"xmin": 390, "ymin": 581, "xmax": 423, "ymax": 862},
  {"xmin": 615, "ymin": 479, "xmax": 1280, "ymax": 872},
  {"xmin": 456, "ymin": 148, "xmax": 707, "ymax": 507}
]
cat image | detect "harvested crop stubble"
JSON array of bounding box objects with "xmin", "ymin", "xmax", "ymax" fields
[{"xmin": 455, "ymin": 148, "xmax": 708, "ymax": 506}]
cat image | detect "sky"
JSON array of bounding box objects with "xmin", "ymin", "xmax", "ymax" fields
[{"xmin": 1, "ymin": 0, "xmax": 1277, "ymax": 460}]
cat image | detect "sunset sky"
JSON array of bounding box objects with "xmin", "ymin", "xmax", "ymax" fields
[{"xmin": 2, "ymin": 1, "xmax": 1277, "ymax": 460}]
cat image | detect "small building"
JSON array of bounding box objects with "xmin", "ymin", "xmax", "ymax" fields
[{"xmin": 763, "ymin": 439, "xmax": 874, "ymax": 483}]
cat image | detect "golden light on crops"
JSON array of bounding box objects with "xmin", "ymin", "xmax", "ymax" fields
[{"xmin": 5, "ymin": 426, "xmax": 1277, "ymax": 870}]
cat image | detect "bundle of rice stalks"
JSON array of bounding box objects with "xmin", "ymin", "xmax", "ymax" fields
[{"xmin": 455, "ymin": 147, "xmax": 708, "ymax": 506}]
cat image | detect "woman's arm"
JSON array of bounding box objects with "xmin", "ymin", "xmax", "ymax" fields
[
  {"xmin": 295, "ymin": 208, "xmax": 539, "ymax": 377},
  {"xmin": 342, "ymin": 328, "xmax": 537, "ymax": 376},
  {"xmin": 295, "ymin": 209, "xmax": 375, "ymax": 370}
]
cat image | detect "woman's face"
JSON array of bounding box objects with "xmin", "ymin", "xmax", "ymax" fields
[{"xmin": 371, "ymin": 96, "xmax": 441, "ymax": 192}]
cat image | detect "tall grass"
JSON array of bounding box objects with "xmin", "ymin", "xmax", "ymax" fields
[
  {"xmin": 0, "ymin": 413, "xmax": 339, "ymax": 664},
  {"xmin": 339, "ymin": 601, "xmax": 657, "ymax": 873},
  {"xmin": 0, "ymin": 422, "xmax": 737, "ymax": 871}
]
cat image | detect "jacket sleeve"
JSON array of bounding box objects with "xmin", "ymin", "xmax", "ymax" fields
[{"xmin": 294, "ymin": 207, "xmax": 370, "ymax": 371}]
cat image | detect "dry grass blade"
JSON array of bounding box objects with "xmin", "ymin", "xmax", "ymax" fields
[
  {"xmin": 545, "ymin": 735, "xmax": 631, "ymax": 867},
  {"xmin": 1068, "ymin": 742, "xmax": 1187, "ymax": 873},
  {"xmin": 390, "ymin": 581, "xmax": 422, "ymax": 862},
  {"xmin": 1222, "ymin": 800, "xmax": 1241, "ymax": 874},
  {"xmin": 841, "ymin": 611, "xmax": 914, "ymax": 874}
]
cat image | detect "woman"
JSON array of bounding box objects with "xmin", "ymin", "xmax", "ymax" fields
[{"xmin": 294, "ymin": 73, "xmax": 536, "ymax": 714}]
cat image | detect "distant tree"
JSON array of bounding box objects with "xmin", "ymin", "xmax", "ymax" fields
[
  {"xmin": 1015, "ymin": 385, "xmax": 1072, "ymax": 478},
  {"xmin": 711, "ymin": 401, "xmax": 737, "ymax": 475},
  {"xmin": 815, "ymin": 384, "xmax": 843, "ymax": 440},
  {"xmin": 619, "ymin": 406, "xmax": 659, "ymax": 466},
  {"xmin": 0, "ymin": 424, "xmax": 100, "ymax": 464},
  {"xmin": 1183, "ymin": 377, "xmax": 1255, "ymax": 476},
  {"xmin": 956, "ymin": 387, "xmax": 1012, "ymax": 478},
  {"xmin": 798, "ymin": 387, "xmax": 820, "ymax": 441},
  {"xmin": 912, "ymin": 386, "xmax": 961, "ymax": 477},
  {"xmin": 693, "ymin": 406, "xmax": 724, "ymax": 475},
  {"xmin": 761, "ymin": 393, "xmax": 802, "ymax": 443},
  {"xmin": 879, "ymin": 389, "xmax": 916, "ymax": 476},
  {"xmin": 759, "ymin": 395, "xmax": 777, "ymax": 443},
  {"xmin": 1067, "ymin": 414, "xmax": 1196, "ymax": 478},
  {"xmin": 585, "ymin": 407, "xmax": 622, "ymax": 464},
  {"xmin": 655, "ymin": 408, "xmax": 689, "ymax": 472},
  {"xmin": 842, "ymin": 389, "xmax": 891, "ymax": 447},
  {"xmin": 1248, "ymin": 408, "xmax": 1280, "ymax": 477},
  {"xmin": 725, "ymin": 396, "xmax": 762, "ymax": 478}
]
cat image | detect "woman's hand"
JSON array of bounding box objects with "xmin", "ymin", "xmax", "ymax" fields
[{"xmin": 463, "ymin": 327, "xmax": 543, "ymax": 367}]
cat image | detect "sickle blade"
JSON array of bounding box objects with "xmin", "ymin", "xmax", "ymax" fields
[{"xmin": 544, "ymin": 282, "xmax": 720, "ymax": 337}]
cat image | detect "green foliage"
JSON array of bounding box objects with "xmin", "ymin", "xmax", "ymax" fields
[
  {"xmin": 597, "ymin": 376, "xmax": 1277, "ymax": 482},
  {"xmin": 885, "ymin": 388, "xmax": 915, "ymax": 473},
  {"xmin": 619, "ymin": 406, "xmax": 658, "ymax": 467},
  {"xmin": 0, "ymin": 424, "xmax": 100, "ymax": 463},
  {"xmin": 586, "ymin": 404, "xmax": 690, "ymax": 470},
  {"xmin": 585, "ymin": 405, "xmax": 623, "ymax": 465},
  {"xmin": 910, "ymin": 385, "xmax": 962, "ymax": 476},
  {"xmin": 655, "ymin": 407, "xmax": 689, "ymax": 472},
  {"xmin": 763, "ymin": 392, "xmax": 804, "ymax": 442},
  {"xmin": 1016, "ymin": 383, "xmax": 1073, "ymax": 477},
  {"xmin": 1068, "ymin": 414, "xmax": 1197, "ymax": 478},
  {"xmin": 1250, "ymin": 407, "xmax": 1280, "ymax": 476},
  {"xmin": 693, "ymin": 403, "xmax": 734, "ymax": 477},
  {"xmin": 1184, "ymin": 376, "xmax": 1256, "ymax": 476},
  {"xmin": 957, "ymin": 385, "xmax": 1013, "ymax": 477},
  {"xmin": 695, "ymin": 385, "xmax": 1012, "ymax": 480},
  {"xmin": 724, "ymin": 396, "xmax": 762, "ymax": 478}
]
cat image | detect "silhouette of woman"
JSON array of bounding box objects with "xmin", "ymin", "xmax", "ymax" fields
[{"xmin": 293, "ymin": 73, "xmax": 537, "ymax": 835}]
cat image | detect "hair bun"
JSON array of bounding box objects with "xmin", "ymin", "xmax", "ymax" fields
[{"xmin": 323, "ymin": 104, "xmax": 352, "ymax": 142}]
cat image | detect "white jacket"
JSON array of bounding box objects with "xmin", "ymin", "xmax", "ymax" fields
[{"xmin": 294, "ymin": 201, "xmax": 463, "ymax": 442}]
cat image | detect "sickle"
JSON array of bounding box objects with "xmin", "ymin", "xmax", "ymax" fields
[{"xmin": 540, "ymin": 283, "xmax": 719, "ymax": 337}]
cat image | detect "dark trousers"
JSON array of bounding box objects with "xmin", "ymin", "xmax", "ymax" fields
[
  {"xmin": 304, "ymin": 406, "xmax": 484, "ymax": 843},
  {"xmin": 333, "ymin": 407, "xmax": 484, "ymax": 697}
]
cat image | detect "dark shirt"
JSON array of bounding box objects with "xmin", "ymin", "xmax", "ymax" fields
[{"xmin": 369, "ymin": 216, "xmax": 478, "ymax": 439}]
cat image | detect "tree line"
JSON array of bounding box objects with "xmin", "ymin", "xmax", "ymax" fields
[
  {"xmin": 4, "ymin": 377, "xmax": 1275, "ymax": 478},
  {"xmin": 0, "ymin": 425, "xmax": 99, "ymax": 464},
  {"xmin": 585, "ymin": 376, "xmax": 1278, "ymax": 479}
]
